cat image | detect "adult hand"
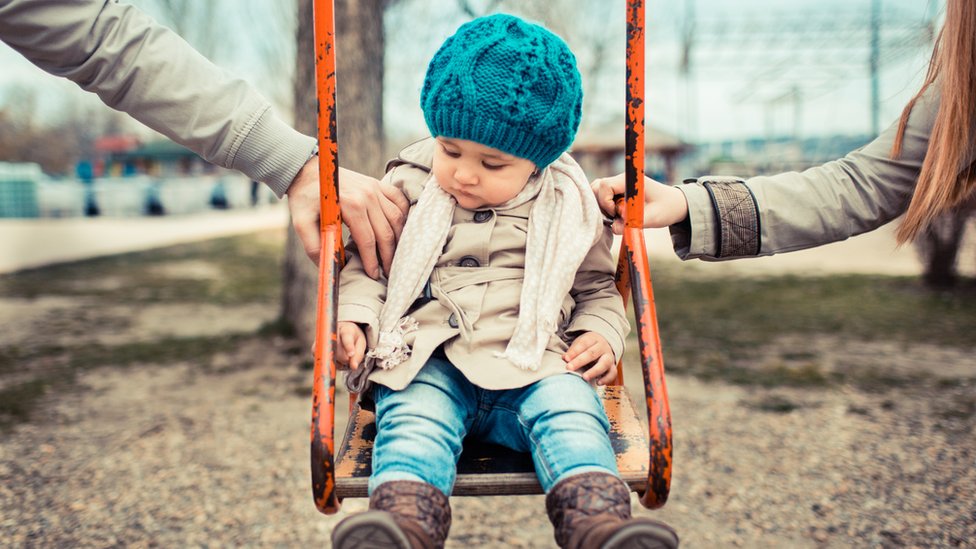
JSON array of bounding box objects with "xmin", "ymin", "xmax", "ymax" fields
[
  {"xmin": 591, "ymin": 173, "xmax": 689, "ymax": 234},
  {"xmin": 338, "ymin": 167, "xmax": 409, "ymax": 279},
  {"xmin": 563, "ymin": 331, "xmax": 617, "ymax": 386},
  {"xmin": 285, "ymin": 159, "xmax": 409, "ymax": 277}
]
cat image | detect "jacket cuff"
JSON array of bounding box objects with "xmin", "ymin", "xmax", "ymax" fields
[
  {"xmin": 228, "ymin": 107, "xmax": 317, "ymax": 198},
  {"xmin": 338, "ymin": 303, "xmax": 380, "ymax": 330},
  {"xmin": 699, "ymin": 176, "xmax": 761, "ymax": 258},
  {"xmin": 565, "ymin": 313, "xmax": 626, "ymax": 363},
  {"xmin": 671, "ymin": 183, "xmax": 718, "ymax": 259}
]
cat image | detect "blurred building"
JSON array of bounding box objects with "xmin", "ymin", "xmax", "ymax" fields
[
  {"xmin": 92, "ymin": 136, "xmax": 219, "ymax": 178},
  {"xmin": 572, "ymin": 125, "xmax": 693, "ymax": 184}
]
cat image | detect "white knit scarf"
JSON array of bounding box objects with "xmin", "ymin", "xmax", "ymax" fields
[{"xmin": 359, "ymin": 152, "xmax": 600, "ymax": 380}]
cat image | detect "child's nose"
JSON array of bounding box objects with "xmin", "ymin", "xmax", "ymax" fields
[{"xmin": 454, "ymin": 166, "xmax": 478, "ymax": 186}]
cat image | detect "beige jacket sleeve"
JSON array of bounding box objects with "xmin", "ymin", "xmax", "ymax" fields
[
  {"xmin": 337, "ymin": 165, "xmax": 423, "ymax": 341},
  {"xmin": 564, "ymin": 224, "xmax": 630, "ymax": 362},
  {"xmin": 671, "ymin": 84, "xmax": 946, "ymax": 260},
  {"xmin": 0, "ymin": 0, "xmax": 315, "ymax": 196}
]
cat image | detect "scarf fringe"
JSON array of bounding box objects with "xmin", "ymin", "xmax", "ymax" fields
[
  {"xmin": 494, "ymin": 349, "xmax": 541, "ymax": 371},
  {"xmin": 367, "ymin": 316, "xmax": 419, "ymax": 370}
]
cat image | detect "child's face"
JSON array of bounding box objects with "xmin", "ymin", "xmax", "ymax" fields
[{"xmin": 432, "ymin": 137, "xmax": 537, "ymax": 210}]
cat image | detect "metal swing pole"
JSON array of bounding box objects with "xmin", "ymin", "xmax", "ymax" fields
[
  {"xmin": 310, "ymin": 0, "xmax": 342, "ymax": 515},
  {"xmin": 619, "ymin": 0, "xmax": 673, "ymax": 509}
]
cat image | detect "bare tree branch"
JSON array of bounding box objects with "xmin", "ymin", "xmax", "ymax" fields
[{"xmin": 456, "ymin": 0, "xmax": 504, "ymax": 18}]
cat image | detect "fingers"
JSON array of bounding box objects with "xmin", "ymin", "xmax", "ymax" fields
[
  {"xmin": 345, "ymin": 212, "xmax": 381, "ymax": 279},
  {"xmin": 337, "ymin": 323, "xmax": 367, "ymax": 370},
  {"xmin": 591, "ymin": 176, "xmax": 621, "ymax": 217},
  {"xmin": 291, "ymin": 212, "xmax": 322, "ymax": 265},
  {"xmin": 379, "ymin": 182, "xmax": 410, "ymax": 240},
  {"xmin": 339, "ymin": 168, "xmax": 404, "ymax": 280},
  {"xmin": 365, "ymin": 204, "xmax": 398, "ymax": 278},
  {"xmin": 563, "ymin": 337, "xmax": 600, "ymax": 372},
  {"xmin": 339, "ymin": 329, "xmax": 358, "ymax": 369},
  {"xmin": 611, "ymin": 218, "xmax": 624, "ymax": 236},
  {"xmin": 592, "ymin": 354, "xmax": 618, "ymax": 385},
  {"xmin": 285, "ymin": 158, "xmax": 323, "ymax": 266},
  {"xmin": 374, "ymin": 183, "xmax": 409, "ymax": 276},
  {"xmin": 564, "ymin": 333, "xmax": 617, "ymax": 385}
]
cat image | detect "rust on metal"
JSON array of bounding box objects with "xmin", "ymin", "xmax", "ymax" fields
[
  {"xmin": 314, "ymin": 0, "xmax": 339, "ymax": 228},
  {"xmin": 625, "ymin": 227, "xmax": 673, "ymax": 509},
  {"xmin": 624, "ymin": 0, "xmax": 673, "ymax": 510},
  {"xmin": 625, "ymin": 0, "xmax": 646, "ymax": 231},
  {"xmin": 308, "ymin": 0, "xmax": 671, "ymax": 514},
  {"xmin": 310, "ymin": 0, "xmax": 341, "ymax": 515}
]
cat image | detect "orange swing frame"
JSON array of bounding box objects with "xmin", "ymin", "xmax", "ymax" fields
[{"xmin": 309, "ymin": 0, "xmax": 671, "ymax": 515}]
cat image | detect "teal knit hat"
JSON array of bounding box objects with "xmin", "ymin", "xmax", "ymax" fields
[{"xmin": 421, "ymin": 13, "xmax": 583, "ymax": 168}]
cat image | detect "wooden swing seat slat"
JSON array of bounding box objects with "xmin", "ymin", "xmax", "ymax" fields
[{"xmin": 334, "ymin": 385, "xmax": 649, "ymax": 498}]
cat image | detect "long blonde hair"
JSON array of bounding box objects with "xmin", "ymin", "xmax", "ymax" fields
[{"xmin": 892, "ymin": 0, "xmax": 976, "ymax": 242}]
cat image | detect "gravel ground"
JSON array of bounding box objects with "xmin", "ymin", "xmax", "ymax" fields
[
  {"xmin": 1, "ymin": 326, "xmax": 972, "ymax": 548},
  {"xmin": 1, "ymin": 229, "xmax": 974, "ymax": 548}
]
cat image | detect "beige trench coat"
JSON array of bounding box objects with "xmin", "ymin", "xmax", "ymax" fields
[{"xmin": 338, "ymin": 139, "xmax": 629, "ymax": 391}]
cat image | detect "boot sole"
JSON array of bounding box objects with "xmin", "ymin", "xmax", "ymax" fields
[
  {"xmin": 602, "ymin": 519, "xmax": 680, "ymax": 549},
  {"xmin": 331, "ymin": 511, "xmax": 413, "ymax": 549}
]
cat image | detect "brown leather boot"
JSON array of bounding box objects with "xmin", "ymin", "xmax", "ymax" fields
[
  {"xmin": 546, "ymin": 472, "xmax": 679, "ymax": 549},
  {"xmin": 331, "ymin": 480, "xmax": 452, "ymax": 549}
]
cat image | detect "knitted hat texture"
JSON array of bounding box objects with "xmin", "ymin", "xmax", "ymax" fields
[{"xmin": 421, "ymin": 14, "xmax": 583, "ymax": 168}]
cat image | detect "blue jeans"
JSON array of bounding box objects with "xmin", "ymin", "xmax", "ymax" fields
[{"xmin": 369, "ymin": 354, "xmax": 618, "ymax": 496}]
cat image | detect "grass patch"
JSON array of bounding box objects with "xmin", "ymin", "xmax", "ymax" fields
[
  {"xmin": 0, "ymin": 332, "xmax": 263, "ymax": 430},
  {"xmin": 626, "ymin": 264, "xmax": 976, "ymax": 388},
  {"xmin": 0, "ymin": 231, "xmax": 284, "ymax": 305},
  {"xmin": 0, "ymin": 379, "xmax": 50, "ymax": 430},
  {"xmin": 652, "ymin": 269, "xmax": 976, "ymax": 349},
  {"xmin": 0, "ymin": 231, "xmax": 290, "ymax": 431},
  {"xmin": 743, "ymin": 394, "xmax": 806, "ymax": 414}
]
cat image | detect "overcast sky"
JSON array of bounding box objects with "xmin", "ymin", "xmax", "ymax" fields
[{"xmin": 0, "ymin": 0, "xmax": 943, "ymax": 144}]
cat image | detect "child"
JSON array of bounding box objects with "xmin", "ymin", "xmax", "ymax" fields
[{"xmin": 330, "ymin": 14, "xmax": 679, "ymax": 549}]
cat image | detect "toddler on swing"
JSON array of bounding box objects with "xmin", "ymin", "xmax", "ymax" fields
[{"xmin": 330, "ymin": 14, "xmax": 679, "ymax": 549}]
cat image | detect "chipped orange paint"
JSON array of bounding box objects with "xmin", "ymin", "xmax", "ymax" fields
[
  {"xmin": 625, "ymin": 228, "xmax": 673, "ymax": 509},
  {"xmin": 308, "ymin": 0, "xmax": 671, "ymax": 513},
  {"xmin": 613, "ymin": 247, "xmax": 631, "ymax": 385},
  {"xmin": 625, "ymin": 0, "xmax": 646, "ymax": 231},
  {"xmin": 314, "ymin": 0, "xmax": 339, "ymax": 228},
  {"xmin": 310, "ymin": 0, "xmax": 341, "ymax": 516},
  {"xmin": 311, "ymin": 229, "xmax": 342, "ymax": 514},
  {"xmin": 622, "ymin": 0, "xmax": 673, "ymax": 510}
]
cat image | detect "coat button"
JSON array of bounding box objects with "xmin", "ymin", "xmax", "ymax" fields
[
  {"xmin": 448, "ymin": 313, "xmax": 458, "ymax": 328},
  {"xmin": 473, "ymin": 210, "xmax": 493, "ymax": 223},
  {"xmin": 459, "ymin": 256, "xmax": 480, "ymax": 268}
]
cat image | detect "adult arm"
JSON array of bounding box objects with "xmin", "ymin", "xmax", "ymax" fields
[
  {"xmin": 0, "ymin": 0, "xmax": 314, "ymax": 196},
  {"xmin": 0, "ymin": 0, "xmax": 410, "ymax": 272},
  {"xmin": 594, "ymin": 85, "xmax": 947, "ymax": 261},
  {"xmin": 676, "ymin": 86, "xmax": 946, "ymax": 260}
]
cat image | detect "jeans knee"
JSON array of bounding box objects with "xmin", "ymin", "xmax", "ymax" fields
[{"xmin": 519, "ymin": 375, "xmax": 610, "ymax": 433}]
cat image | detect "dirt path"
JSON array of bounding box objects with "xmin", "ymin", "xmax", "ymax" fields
[
  {"xmin": 2, "ymin": 335, "xmax": 972, "ymax": 547},
  {"xmin": 1, "ymin": 231, "xmax": 973, "ymax": 547}
]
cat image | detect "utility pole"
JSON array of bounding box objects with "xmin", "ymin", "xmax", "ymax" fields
[
  {"xmin": 869, "ymin": 0, "xmax": 881, "ymax": 135},
  {"xmin": 681, "ymin": 0, "xmax": 697, "ymax": 143}
]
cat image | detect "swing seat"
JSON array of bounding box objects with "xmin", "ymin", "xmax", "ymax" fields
[
  {"xmin": 334, "ymin": 385, "xmax": 649, "ymax": 497},
  {"xmin": 309, "ymin": 0, "xmax": 670, "ymax": 515}
]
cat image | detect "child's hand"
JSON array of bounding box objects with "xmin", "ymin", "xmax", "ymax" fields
[
  {"xmin": 336, "ymin": 321, "xmax": 367, "ymax": 370},
  {"xmin": 563, "ymin": 332, "xmax": 617, "ymax": 385}
]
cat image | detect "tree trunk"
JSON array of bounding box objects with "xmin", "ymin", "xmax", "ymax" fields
[
  {"xmin": 915, "ymin": 209, "xmax": 970, "ymax": 289},
  {"xmin": 281, "ymin": 0, "xmax": 386, "ymax": 347}
]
